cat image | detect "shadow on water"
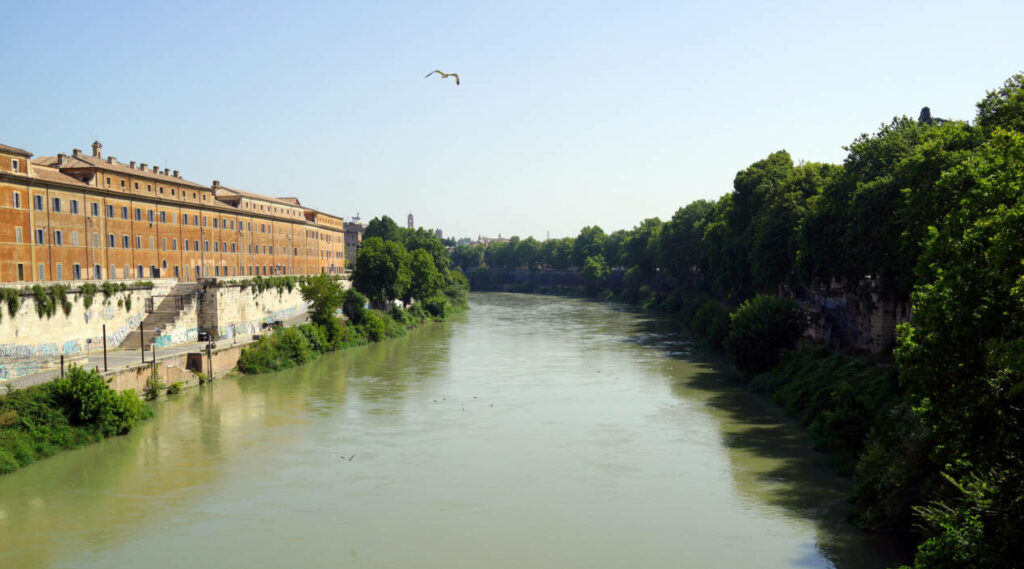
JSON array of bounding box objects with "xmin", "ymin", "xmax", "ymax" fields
[{"xmin": 622, "ymin": 313, "xmax": 909, "ymax": 568}]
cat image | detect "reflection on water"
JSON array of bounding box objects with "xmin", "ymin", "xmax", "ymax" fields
[{"xmin": 0, "ymin": 293, "xmax": 904, "ymax": 569}]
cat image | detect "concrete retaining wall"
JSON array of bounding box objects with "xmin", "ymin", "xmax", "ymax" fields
[{"xmin": 0, "ymin": 279, "xmax": 176, "ymax": 379}]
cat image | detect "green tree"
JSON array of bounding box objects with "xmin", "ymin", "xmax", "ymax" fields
[
  {"xmin": 571, "ymin": 226, "xmax": 607, "ymax": 268},
  {"xmin": 363, "ymin": 215, "xmax": 404, "ymax": 242},
  {"xmin": 352, "ymin": 237, "xmax": 412, "ymax": 308},
  {"xmin": 725, "ymin": 295, "xmax": 805, "ymax": 376},
  {"xmin": 299, "ymin": 273, "xmax": 345, "ymax": 328},
  {"xmin": 406, "ymin": 249, "xmax": 443, "ymax": 303},
  {"xmin": 896, "ymin": 128, "xmax": 1024, "ymax": 568},
  {"xmin": 975, "ymin": 73, "xmax": 1024, "ymax": 134},
  {"xmin": 581, "ymin": 255, "xmax": 609, "ymax": 295}
]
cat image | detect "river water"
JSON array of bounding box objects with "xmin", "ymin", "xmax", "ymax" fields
[{"xmin": 0, "ymin": 293, "xmax": 903, "ymax": 568}]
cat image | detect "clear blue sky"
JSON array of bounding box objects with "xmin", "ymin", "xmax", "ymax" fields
[{"xmin": 3, "ymin": 0, "xmax": 1022, "ymax": 240}]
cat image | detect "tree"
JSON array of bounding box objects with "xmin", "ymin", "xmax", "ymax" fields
[
  {"xmin": 406, "ymin": 248, "xmax": 443, "ymax": 303},
  {"xmin": 363, "ymin": 215, "xmax": 404, "ymax": 242},
  {"xmin": 571, "ymin": 226, "xmax": 607, "ymax": 268},
  {"xmin": 352, "ymin": 237, "xmax": 411, "ymax": 308},
  {"xmin": 975, "ymin": 73, "xmax": 1024, "ymax": 134},
  {"xmin": 581, "ymin": 255, "xmax": 609, "ymax": 295},
  {"xmin": 896, "ymin": 128, "xmax": 1024, "ymax": 567},
  {"xmin": 299, "ymin": 273, "xmax": 345, "ymax": 328},
  {"xmin": 725, "ymin": 295, "xmax": 805, "ymax": 376}
]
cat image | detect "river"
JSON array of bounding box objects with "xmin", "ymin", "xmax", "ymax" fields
[{"xmin": 0, "ymin": 292, "xmax": 903, "ymax": 568}]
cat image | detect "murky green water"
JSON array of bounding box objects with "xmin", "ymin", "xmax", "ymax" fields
[{"xmin": 0, "ymin": 293, "xmax": 903, "ymax": 568}]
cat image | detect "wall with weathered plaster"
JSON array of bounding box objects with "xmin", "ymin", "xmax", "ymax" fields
[
  {"xmin": 198, "ymin": 281, "xmax": 336, "ymax": 340},
  {"xmin": 0, "ymin": 279, "xmax": 175, "ymax": 380}
]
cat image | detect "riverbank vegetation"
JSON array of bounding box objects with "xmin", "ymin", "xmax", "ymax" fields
[
  {"xmin": 0, "ymin": 366, "xmax": 150, "ymax": 474},
  {"xmin": 457, "ymin": 74, "xmax": 1024, "ymax": 567},
  {"xmin": 236, "ymin": 224, "xmax": 469, "ymax": 376}
]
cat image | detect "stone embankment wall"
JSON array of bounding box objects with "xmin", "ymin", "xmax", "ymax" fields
[
  {"xmin": 197, "ymin": 282, "xmax": 314, "ymax": 341},
  {"xmin": 799, "ymin": 289, "xmax": 911, "ymax": 354},
  {"xmin": 105, "ymin": 343, "xmax": 244, "ymax": 395},
  {"xmin": 0, "ymin": 279, "xmax": 176, "ymax": 380}
]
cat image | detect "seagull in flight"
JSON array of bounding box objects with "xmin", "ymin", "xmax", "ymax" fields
[{"xmin": 425, "ymin": 69, "xmax": 460, "ymax": 85}]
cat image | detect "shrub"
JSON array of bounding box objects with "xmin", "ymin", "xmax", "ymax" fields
[
  {"xmin": 725, "ymin": 295, "xmax": 806, "ymax": 376},
  {"xmin": 422, "ymin": 296, "xmax": 448, "ymax": 318},
  {"xmin": 165, "ymin": 381, "xmax": 184, "ymax": 395},
  {"xmin": 80, "ymin": 283, "xmax": 98, "ymax": 309},
  {"xmin": 143, "ymin": 375, "xmax": 164, "ymax": 401},
  {"xmin": 276, "ymin": 327, "xmax": 313, "ymax": 365},
  {"xmin": 342, "ymin": 288, "xmax": 368, "ymax": 324},
  {"xmin": 297, "ymin": 323, "xmax": 330, "ymax": 353},
  {"xmin": 50, "ymin": 365, "xmax": 145, "ymax": 435},
  {"xmin": 360, "ymin": 311, "xmax": 386, "ymax": 342},
  {"xmin": 688, "ymin": 299, "xmax": 732, "ymax": 349}
]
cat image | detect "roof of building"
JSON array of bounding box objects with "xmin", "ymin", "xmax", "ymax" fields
[
  {"xmin": 32, "ymin": 153, "xmax": 206, "ymax": 188},
  {"xmin": 215, "ymin": 186, "xmax": 306, "ymax": 209},
  {"xmin": 30, "ymin": 165, "xmax": 94, "ymax": 188},
  {"xmin": 277, "ymin": 197, "xmax": 302, "ymax": 205},
  {"xmin": 0, "ymin": 143, "xmax": 33, "ymax": 157}
]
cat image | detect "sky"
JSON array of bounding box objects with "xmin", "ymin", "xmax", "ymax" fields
[{"xmin": 3, "ymin": 0, "xmax": 1023, "ymax": 240}]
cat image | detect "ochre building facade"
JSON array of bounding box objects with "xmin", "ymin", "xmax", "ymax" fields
[{"xmin": 0, "ymin": 141, "xmax": 354, "ymax": 283}]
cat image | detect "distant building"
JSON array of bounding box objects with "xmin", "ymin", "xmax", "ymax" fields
[
  {"xmin": 407, "ymin": 212, "xmax": 414, "ymax": 229},
  {"xmin": 343, "ymin": 220, "xmax": 365, "ymax": 269},
  {"xmin": 435, "ymin": 228, "xmax": 442, "ymax": 240}
]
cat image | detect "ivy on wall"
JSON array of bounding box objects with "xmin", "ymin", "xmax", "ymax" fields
[{"xmin": 0, "ymin": 281, "xmax": 156, "ymax": 322}]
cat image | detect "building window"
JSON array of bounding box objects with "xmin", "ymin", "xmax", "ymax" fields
[
  {"xmin": 148, "ymin": 210, "xmax": 154, "ymax": 223},
  {"xmin": 171, "ymin": 189, "xmax": 176, "ymax": 196},
  {"xmin": 70, "ymin": 200, "xmax": 79, "ymax": 214},
  {"xmin": 174, "ymin": 266, "xmax": 180, "ymax": 279},
  {"xmin": 15, "ymin": 227, "xmax": 23, "ymax": 243},
  {"xmin": 124, "ymin": 265, "xmax": 130, "ymax": 279},
  {"xmin": 94, "ymin": 264, "xmax": 102, "ymax": 279},
  {"xmin": 121, "ymin": 206, "xmax": 128, "ymax": 219},
  {"xmin": 109, "ymin": 234, "xmax": 116, "ymax": 247},
  {"xmin": 11, "ymin": 158, "xmax": 19, "ymax": 172},
  {"xmin": 122, "ymin": 235, "xmax": 129, "ymax": 248},
  {"xmin": 38, "ymin": 263, "xmax": 45, "ymax": 281},
  {"xmin": 55, "ymin": 264, "xmax": 63, "ymax": 280},
  {"xmin": 71, "ymin": 231, "xmax": 78, "ymax": 246},
  {"xmin": 204, "ymin": 240, "xmax": 209, "ymax": 252},
  {"xmin": 203, "ymin": 216, "xmax": 207, "ymax": 227},
  {"xmin": 106, "ymin": 177, "xmax": 111, "ymax": 187},
  {"xmin": 17, "ymin": 264, "xmax": 24, "ymax": 281},
  {"xmin": 73, "ymin": 264, "xmax": 81, "ymax": 280},
  {"xmin": 214, "ymin": 242, "xmax": 219, "ymax": 252},
  {"xmin": 137, "ymin": 265, "xmax": 144, "ymax": 278},
  {"xmin": 135, "ymin": 208, "xmax": 142, "ymax": 221},
  {"xmin": 120, "ymin": 180, "xmax": 125, "ymax": 189},
  {"xmin": 110, "ymin": 264, "xmax": 116, "ymax": 279},
  {"xmin": 52, "ymin": 198, "xmax": 61, "ymax": 212},
  {"xmin": 172, "ymin": 238, "xmax": 178, "ymax": 250},
  {"xmin": 194, "ymin": 240, "xmax": 199, "ymax": 250},
  {"xmin": 222, "ymin": 241, "xmax": 226, "ymax": 251},
  {"xmin": 136, "ymin": 235, "xmax": 142, "ymax": 249},
  {"xmin": 183, "ymin": 215, "xmax": 189, "ymax": 226},
  {"xmin": 34, "ymin": 195, "xmax": 43, "ymax": 210},
  {"xmin": 162, "ymin": 237, "xmax": 167, "ymax": 250},
  {"xmin": 213, "ymin": 218, "xmax": 218, "ymax": 228},
  {"xmin": 193, "ymin": 214, "xmax": 198, "ymax": 225},
  {"xmin": 93, "ymin": 233, "xmax": 99, "ymax": 248},
  {"xmin": 107, "ymin": 204, "xmax": 114, "ymax": 217},
  {"xmin": 91, "ymin": 202, "xmax": 99, "ymax": 216},
  {"xmin": 215, "ymin": 266, "xmax": 220, "ymax": 277},
  {"xmin": 231, "ymin": 243, "xmax": 236, "ymax": 253},
  {"xmin": 35, "ymin": 229, "xmax": 45, "ymax": 244},
  {"xmin": 136, "ymin": 182, "xmax": 140, "ymax": 190},
  {"xmin": 13, "ymin": 192, "xmax": 21, "ymax": 208},
  {"xmin": 184, "ymin": 240, "xmax": 190, "ymax": 251},
  {"xmin": 160, "ymin": 211, "xmax": 166, "ymax": 223},
  {"xmin": 149, "ymin": 236, "xmax": 154, "ymax": 250}
]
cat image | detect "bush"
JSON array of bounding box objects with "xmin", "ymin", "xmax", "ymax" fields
[
  {"xmin": 165, "ymin": 381, "xmax": 184, "ymax": 395},
  {"xmin": 277, "ymin": 327, "xmax": 314, "ymax": 365},
  {"xmin": 360, "ymin": 311, "xmax": 386, "ymax": 342},
  {"xmin": 725, "ymin": 295, "xmax": 806, "ymax": 376},
  {"xmin": 49, "ymin": 366, "xmax": 146, "ymax": 436},
  {"xmin": 422, "ymin": 296, "xmax": 448, "ymax": 318},
  {"xmin": 688, "ymin": 299, "xmax": 732, "ymax": 349},
  {"xmin": 143, "ymin": 376, "xmax": 164, "ymax": 400},
  {"xmin": 342, "ymin": 288, "xmax": 368, "ymax": 324},
  {"xmin": 297, "ymin": 323, "xmax": 330, "ymax": 353}
]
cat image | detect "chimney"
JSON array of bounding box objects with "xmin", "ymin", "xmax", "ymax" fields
[
  {"xmin": 152, "ymin": 165, "xmax": 159, "ymax": 173},
  {"xmin": 72, "ymin": 148, "xmax": 83, "ymax": 158},
  {"xmin": 57, "ymin": 153, "xmax": 66, "ymax": 166},
  {"xmin": 91, "ymin": 141, "xmax": 102, "ymax": 158},
  {"xmin": 212, "ymin": 180, "xmax": 221, "ymax": 189},
  {"xmin": 107, "ymin": 156, "xmax": 117, "ymax": 165},
  {"xmin": 162, "ymin": 168, "xmax": 170, "ymax": 175},
  {"xmin": 140, "ymin": 163, "xmax": 147, "ymax": 171},
  {"xmin": 130, "ymin": 161, "xmax": 136, "ymax": 169},
  {"xmin": 172, "ymin": 170, "xmax": 179, "ymax": 178}
]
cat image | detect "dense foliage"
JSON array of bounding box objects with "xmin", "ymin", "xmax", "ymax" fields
[{"xmin": 0, "ymin": 366, "xmax": 150, "ymax": 474}]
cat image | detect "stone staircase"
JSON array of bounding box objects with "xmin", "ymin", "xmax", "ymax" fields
[{"xmin": 119, "ymin": 283, "xmax": 200, "ymax": 351}]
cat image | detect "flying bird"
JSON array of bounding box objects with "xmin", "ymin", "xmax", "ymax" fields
[{"xmin": 425, "ymin": 70, "xmax": 460, "ymax": 85}]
